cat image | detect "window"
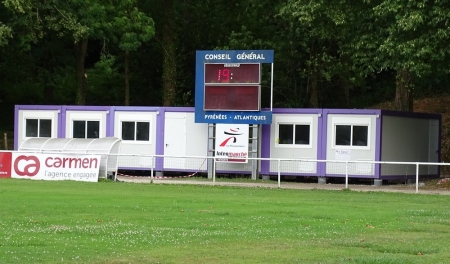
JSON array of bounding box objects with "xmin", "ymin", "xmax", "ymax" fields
[
  {"xmin": 73, "ymin": 120, "xmax": 100, "ymax": 138},
  {"xmin": 278, "ymin": 124, "xmax": 310, "ymax": 145},
  {"xmin": 335, "ymin": 125, "xmax": 368, "ymax": 146},
  {"xmin": 121, "ymin": 121, "xmax": 150, "ymax": 141},
  {"xmin": 25, "ymin": 119, "xmax": 52, "ymax": 137}
]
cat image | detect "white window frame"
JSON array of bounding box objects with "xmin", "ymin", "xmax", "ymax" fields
[
  {"xmin": 275, "ymin": 116, "xmax": 313, "ymax": 149},
  {"xmin": 72, "ymin": 120, "xmax": 101, "ymax": 138},
  {"xmin": 22, "ymin": 111, "xmax": 58, "ymax": 140},
  {"xmin": 117, "ymin": 112, "xmax": 152, "ymax": 145},
  {"xmin": 121, "ymin": 121, "xmax": 151, "ymax": 141},
  {"xmin": 331, "ymin": 117, "xmax": 371, "ymax": 150},
  {"xmin": 25, "ymin": 118, "xmax": 52, "ymax": 138},
  {"xmin": 67, "ymin": 112, "xmax": 104, "ymax": 139}
]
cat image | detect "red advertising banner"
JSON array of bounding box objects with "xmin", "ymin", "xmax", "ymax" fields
[
  {"xmin": 11, "ymin": 153, "xmax": 101, "ymax": 182},
  {"xmin": 0, "ymin": 152, "xmax": 12, "ymax": 178}
]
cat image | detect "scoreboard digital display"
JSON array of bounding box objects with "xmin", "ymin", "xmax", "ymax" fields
[
  {"xmin": 204, "ymin": 85, "xmax": 260, "ymax": 111},
  {"xmin": 204, "ymin": 63, "xmax": 260, "ymax": 111},
  {"xmin": 204, "ymin": 63, "xmax": 260, "ymax": 84}
]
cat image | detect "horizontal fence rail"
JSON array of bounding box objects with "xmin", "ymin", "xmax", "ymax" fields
[{"xmin": 110, "ymin": 154, "xmax": 445, "ymax": 194}]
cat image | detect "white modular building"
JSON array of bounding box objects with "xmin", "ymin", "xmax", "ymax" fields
[{"xmin": 14, "ymin": 105, "xmax": 441, "ymax": 179}]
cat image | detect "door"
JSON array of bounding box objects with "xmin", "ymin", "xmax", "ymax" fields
[{"xmin": 164, "ymin": 113, "xmax": 187, "ymax": 169}]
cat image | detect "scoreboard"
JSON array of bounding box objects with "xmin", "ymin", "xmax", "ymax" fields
[{"xmin": 195, "ymin": 50, "xmax": 274, "ymax": 124}]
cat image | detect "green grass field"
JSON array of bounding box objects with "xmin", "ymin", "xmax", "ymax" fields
[{"xmin": 1, "ymin": 179, "xmax": 450, "ymax": 264}]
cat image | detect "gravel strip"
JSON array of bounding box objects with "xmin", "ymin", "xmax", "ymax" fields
[{"xmin": 116, "ymin": 176, "xmax": 450, "ymax": 195}]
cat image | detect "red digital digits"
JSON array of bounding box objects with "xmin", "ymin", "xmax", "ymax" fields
[
  {"xmin": 205, "ymin": 64, "xmax": 259, "ymax": 84},
  {"xmin": 222, "ymin": 69, "xmax": 230, "ymax": 82}
]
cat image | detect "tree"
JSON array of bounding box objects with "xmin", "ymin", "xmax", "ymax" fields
[
  {"xmin": 377, "ymin": 0, "xmax": 450, "ymax": 111},
  {"xmin": 160, "ymin": 0, "xmax": 177, "ymax": 106},
  {"xmin": 2, "ymin": 0, "xmax": 449, "ymax": 114},
  {"xmin": 3, "ymin": 0, "xmax": 113, "ymax": 105},
  {"xmin": 280, "ymin": 0, "xmax": 354, "ymax": 107},
  {"xmin": 47, "ymin": 1, "xmax": 110, "ymax": 105},
  {"xmin": 217, "ymin": 0, "xmax": 312, "ymax": 108},
  {"xmin": 1, "ymin": 1, "xmax": 76, "ymax": 107},
  {"xmin": 0, "ymin": 22, "xmax": 12, "ymax": 46},
  {"xmin": 281, "ymin": 0, "xmax": 450, "ymax": 111},
  {"xmin": 109, "ymin": 1, "xmax": 155, "ymax": 105}
]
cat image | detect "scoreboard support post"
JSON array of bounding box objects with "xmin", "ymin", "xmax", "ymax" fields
[
  {"xmin": 251, "ymin": 124, "xmax": 259, "ymax": 180},
  {"xmin": 207, "ymin": 123, "xmax": 215, "ymax": 179}
]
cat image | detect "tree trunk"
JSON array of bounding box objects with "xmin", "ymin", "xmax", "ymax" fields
[
  {"xmin": 124, "ymin": 50, "xmax": 130, "ymax": 106},
  {"xmin": 395, "ymin": 68, "xmax": 414, "ymax": 112},
  {"xmin": 43, "ymin": 81, "xmax": 54, "ymax": 104},
  {"xmin": 74, "ymin": 39, "xmax": 88, "ymax": 105},
  {"xmin": 41, "ymin": 39, "xmax": 54, "ymax": 104},
  {"xmin": 162, "ymin": 0, "xmax": 177, "ymax": 106},
  {"xmin": 341, "ymin": 78, "xmax": 350, "ymax": 108},
  {"xmin": 42, "ymin": 65, "xmax": 53, "ymax": 104},
  {"xmin": 308, "ymin": 70, "xmax": 319, "ymax": 108},
  {"xmin": 340, "ymin": 54, "xmax": 351, "ymax": 108},
  {"xmin": 307, "ymin": 42, "xmax": 319, "ymax": 108}
]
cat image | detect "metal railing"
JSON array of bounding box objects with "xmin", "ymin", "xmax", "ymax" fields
[
  {"xmin": 111, "ymin": 153, "xmax": 445, "ymax": 194},
  {"xmin": 2, "ymin": 150, "xmax": 448, "ymax": 194}
]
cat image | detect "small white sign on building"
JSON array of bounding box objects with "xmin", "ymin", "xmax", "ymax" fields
[
  {"xmin": 335, "ymin": 149, "xmax": 351, "ymax": 160},
  {"xmin": 215, "ymin": 124, "xmax": 249, "ymax": 163}
]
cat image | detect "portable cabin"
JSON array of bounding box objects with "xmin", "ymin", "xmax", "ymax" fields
[
  {"xmin": 14, "ymin": 105, "xmax": 209, "ymax": 174},
  {"xmin": 109, "ymin": 106, "xmax": 231, "ymax": 174},
  {"xmin": 110, "ymin": 106, "xmax": 159, "ymax": 170},
  {"xmin": 260, "ymin": 108, "xmax": 323, "ymax": 177},
  {"xmin": 14, "ymin": 105, "xmax": 62, "ymax": 150},
  {"xmin": 61, "ymin": 105, "xmax": 111, "ymax": 139},
  {"xmin": 322, "ymin": 109, "xmax": 441, "ymax": 179},
  {"xmin": 158, "ymin": 107, "xmax": 208, "ymax": 173}
]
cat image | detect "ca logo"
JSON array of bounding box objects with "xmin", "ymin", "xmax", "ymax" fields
[{"xmin": 14, "ymin": 155, "xmax": 40, "ymax": 176}]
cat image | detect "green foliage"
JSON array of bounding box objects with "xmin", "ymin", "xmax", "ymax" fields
[
  {"xmin": 85, "ymin": 53, "xmax": 123, "ymax": 105},
  {"xmin": 0, "ymin": 0, "xmax": 449, "ymax": 120},
  {"xmin": 0, "ymin": 23, "xmax": 12, "ymax": 46},
  {"xmin": 367, "ymin": 0, "xmax": 449, "ymax": 76},
  {"xmin": 112, "ymin": 6, "xmax": 155, "ymax": 52}
]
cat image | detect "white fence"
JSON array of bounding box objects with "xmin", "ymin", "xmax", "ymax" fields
[
  {"xmin": 2, "ymin": 150, "xmax": 447, "ymax": 194},
  {"xmin": 113, "ymin": 154, "xmax": 445, "ymax": 194}
]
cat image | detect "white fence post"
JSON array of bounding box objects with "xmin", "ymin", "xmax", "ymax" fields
[
  {"xmin": 277, "ymin": 159, "xmax": 281, "ymax": 188},
  {"xmin": 416, "ymin": 163, "xmax": 419, "ymax": 194},
  {"xmin": 345, "ymin": 161, "xmax": 349, "ymax": 189},
  {"xmin": 151, "ymin": 156, "xmax": 155, "ymax": 183},
  {"xmin": 213, "ymin": 157, "xmax": 216, "ymax": 184}
]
